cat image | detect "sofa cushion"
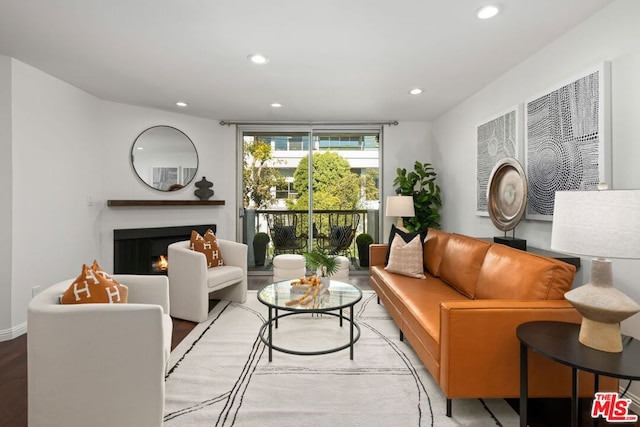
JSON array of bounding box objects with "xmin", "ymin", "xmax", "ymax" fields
[
  {"xmin": 385, "ymin": 234, "xmax": 426, "ymax": 279},
  {"xmin": 385, "ymin": 224, "xmax": 428, "ymax": 265},
  {"xmin": 423, "ymin": 228, "xmax": 450, "ymax": 277},
  {"xmin": 60, "ymin": 263, "xmax": 128, "ymax": 304},
  {"xmin": 475, "ymin": 244, "xmax": 576, "ymax": 300},
  {"xmin": 438, "ymin": 234, "xmax": 491, "ymax": 299},
  {"xmin": 379, "ymin": 271, "xmax": 469, "ymax": 364},
  {"xmin": 206, "ymin": 265, "xmax": 244, "ymax": 290},
  {"xmin": 190, "ymin": 229, "xmax": 224, "ymax": 268}
]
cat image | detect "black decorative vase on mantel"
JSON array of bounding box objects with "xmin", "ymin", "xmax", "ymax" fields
[{"xmin": 194, "ymin": 177, "xmax": 214, "ymax": 200}]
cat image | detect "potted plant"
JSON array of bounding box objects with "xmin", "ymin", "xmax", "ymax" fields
[
  {"xmin": 252, "ymin": 232, "xmax": 270, "ymax": 266},
  {"xmin": 393, "ymin": 161, "xmax": 442, "ymax": 231},
  {"xmin": 355, "ymin": 233, "xmax": 374, "ymax": 268},
  {"xmin": 302, "ymin": 248, "xmax": 339, "ymax": 284}
]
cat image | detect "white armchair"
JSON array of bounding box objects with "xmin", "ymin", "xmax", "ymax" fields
[
  {"xmin": 168, "ymin": 238, "xmax": 247, "ymax": 323},
  {"xmin": 27, "ymin": 274, "xmax": 172, "ymax": 427}
]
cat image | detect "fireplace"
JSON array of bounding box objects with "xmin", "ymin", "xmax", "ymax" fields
[{"xmin": 113, "ymin": 224, "xmax": 216, "ymax": 274}]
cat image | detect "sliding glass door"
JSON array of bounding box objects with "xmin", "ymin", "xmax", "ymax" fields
[{"xmin": 240, "ymin": 126, "xmax": 381, "ymax": 273}]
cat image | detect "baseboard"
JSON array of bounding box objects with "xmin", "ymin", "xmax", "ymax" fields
[
  {"xmin": 622, "ymin": 384, "xmax": 640, "ymax": 415},
  {"xmin": 0, "ymin": 322, "xmax": 27, "ymax": 342}
]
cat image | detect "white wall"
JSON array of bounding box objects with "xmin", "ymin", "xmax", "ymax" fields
[
  {"xmin": 0, "ymin": 55, "xmax": 12, "ymax": 337},
  {"xmin": 432, "ymin": 0, "xmax": 640, "ymax": 402},
  {"xmin": 10, "ymin": 60, "xmax": 102, "ymax": 329}
]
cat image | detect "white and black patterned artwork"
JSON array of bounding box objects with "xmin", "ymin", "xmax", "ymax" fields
[
  {"xmin": 476, "ymin": 108, "xmax": 518, "ymax": 216},
  {"xmin": 525, "ymin": 64, "xmax": 609, "ymax": 221}
]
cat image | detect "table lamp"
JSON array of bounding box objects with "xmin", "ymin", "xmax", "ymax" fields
[
  {"xmin": 551, "ymin": 187, "xmax": 640, "ymax": 352},
  {"xmin": 386, "ymin": 195, "xmax": 415, "ymax": 230}
]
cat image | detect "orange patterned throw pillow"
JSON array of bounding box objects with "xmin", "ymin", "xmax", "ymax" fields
[
  {"xmin": 190, "ymin": 229, "xmax": 224, "ymax": 268},
  {"xmin": 60, "ymin": 261, "xmax": 128, "ymax": 304}
]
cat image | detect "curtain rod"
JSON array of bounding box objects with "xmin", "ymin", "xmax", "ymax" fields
[{"xmin": 219, "ymin": 120, "xmax": 399, "ymax": 127}]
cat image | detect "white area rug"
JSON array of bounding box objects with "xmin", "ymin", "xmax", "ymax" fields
[{"xmin": 164, "ymin": 291, "xmax": 519, "ymax": 426}]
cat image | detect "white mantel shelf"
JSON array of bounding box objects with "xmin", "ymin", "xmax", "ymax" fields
[{"xmin": 107, "ymin": 200, "xmax": 225, "ymax": 207}]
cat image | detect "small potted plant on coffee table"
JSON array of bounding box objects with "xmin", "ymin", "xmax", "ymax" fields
[{"xmin": 303, "ymin": 248, "xmax": 339, "ymax": 286}]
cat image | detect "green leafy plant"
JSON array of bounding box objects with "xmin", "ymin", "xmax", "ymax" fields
[
  {"xmin": 253, "ymin": 232, "xmax": 270, "ymax": 244},
  {"xmin": 243, "ymin": 138, "xmax": 284, "ymax": 209},
  {"xmin": 355, "ymin": 233, "xmax": 374, "ymax": 246},
  {"xmin": 393, "ymin": 161, "xmax": 442, "ymax": 232},
  {"xmin": 302, "ymin": 248, "xmax": 339, "ymax": 277},
  {"xmin": 288, "ymin": 151, "xmax": 360, "ymax": 210}
]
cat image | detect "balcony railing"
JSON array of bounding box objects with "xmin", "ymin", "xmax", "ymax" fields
[{"xmin": 243, "ymin": 208, "xmax": 380, "ymax": 271}]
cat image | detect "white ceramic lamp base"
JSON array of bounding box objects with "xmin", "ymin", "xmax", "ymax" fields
[
  {"xmin": 577, "ymin": 317, "xmax": 625, "ymax": 352},
  {"xmin": 564, "ymin": 259, "xmax": 640, "ymax": 353}
]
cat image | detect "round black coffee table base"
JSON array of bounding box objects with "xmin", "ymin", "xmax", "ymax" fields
[{"xmin": 259, "ymin": 310, "xmax": 361, "ymax": 360}]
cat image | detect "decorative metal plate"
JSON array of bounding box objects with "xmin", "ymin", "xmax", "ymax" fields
[{"xmin": 487, "ymin": 158, "xmax": 527, "ymax": 232}]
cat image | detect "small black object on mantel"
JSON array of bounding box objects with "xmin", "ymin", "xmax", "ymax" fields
[
  {"xmin": 494, "ymin": 231, "xmax": 527, "ymax": 251},
  {"xmin": 194, "ymin": 177, "xmax": 214, "ymax": 200}
]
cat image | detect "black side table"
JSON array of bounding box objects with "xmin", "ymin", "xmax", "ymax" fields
[{"xmin": 517, "ymin": 321, "xmax": 640, "ymax": 427}]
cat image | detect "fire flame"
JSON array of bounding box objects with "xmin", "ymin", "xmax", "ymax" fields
[
  {"xmin": 157, "ymin": 255, "xmax": 168, "ymax": 271},
  {"xmin": 152, "ymin": 255, "xmax": 169, "ymax": 272}
]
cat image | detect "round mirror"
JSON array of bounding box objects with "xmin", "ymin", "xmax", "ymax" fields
[{"xmin": 131, "ymin": 126, "xmax": 199, "ymax": 191}]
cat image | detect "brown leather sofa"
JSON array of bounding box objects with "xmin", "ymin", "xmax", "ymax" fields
[{"xmin": 370, "ymin": 229, "xmax": 616, "ymax": 416}]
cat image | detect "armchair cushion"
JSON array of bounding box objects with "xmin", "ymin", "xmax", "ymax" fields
[
  {"xmin": 273, "ymin": 225, "xmax": 296, "ymax": 247},
  {"xmin": 60, "ymin": 263, "xmax": 128, "ymax": 304},
  {"xmin": 206, "ymin": 265, "xmax": 244, "ymax": 290},
  {"xmin": 190, "ymin": 229, "xmax": 224, "ymax": 268}
]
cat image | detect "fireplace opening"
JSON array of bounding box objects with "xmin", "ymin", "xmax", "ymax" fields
[{"xmin": 113, "ymin": 224, "xmax": 216, "ymax": 274}]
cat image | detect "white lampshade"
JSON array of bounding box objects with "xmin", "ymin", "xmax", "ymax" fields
[
  {"xmin": 385, "ymin": 195, "xmax": 415, "ymax": 218},
  {"xmin": 551, "ymin": 189, "xmax": 640, "ymax": 259},
  {"xmin": 551, "ymin": 188, "xmax": 640, "ymax": 352}
]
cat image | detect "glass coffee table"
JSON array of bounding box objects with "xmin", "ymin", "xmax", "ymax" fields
[{"xmin": 257, "ymin": 279, "xmax": 362, "ymax": 362}]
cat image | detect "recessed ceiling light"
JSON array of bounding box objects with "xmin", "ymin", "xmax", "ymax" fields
[
  {"xmin": 248, "ymin": 54, "xmax": 270, "ymax": 64},
  {"xmin": 176, "ymin": 101, "xmax": 188, "ymax": 107},
  {"xmin": 409, "ymin": 88, "xmax": 423, "ymax": 95},
  {"xmin": 271, "ymin": 103, "xmax": 282, "ymax": 108},
  {"xmin": 136, "ymin": 147, "xmax": 144, "ymax": 150},
  {"xmin": 476, "ymin": 4, "xmax": 501, "ymax": 19}
]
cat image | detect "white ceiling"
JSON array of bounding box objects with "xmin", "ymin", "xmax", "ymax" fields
[{"xmin": 0, "ymin": 0, "xmax": 613, "ymax": 122}]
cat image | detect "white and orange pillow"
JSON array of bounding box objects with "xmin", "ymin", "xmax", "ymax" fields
[
  {"xmin": 190, "ymin": 229, "xmax": 224, "ymax": 268},
  {"xmin": 60, "ymin": 261, "xmax": 128, "ymax": 304}
]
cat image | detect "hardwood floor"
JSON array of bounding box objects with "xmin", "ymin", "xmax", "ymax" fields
[
  {"xmin": 0, "ymin": 334, "xmax": 27, "ymax": 427},
  {"xmin": 1, "ymin": 273, "xmax": 635, "ymax": 427}
]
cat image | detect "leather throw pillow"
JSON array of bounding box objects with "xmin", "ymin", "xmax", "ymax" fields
[
  {"xmin": 60, "ymin": 262, "xmax": 128, "ymax": 304},
  {"xmin": 190, "ymin": 229, "xmax": 224, "ymax": 268}
]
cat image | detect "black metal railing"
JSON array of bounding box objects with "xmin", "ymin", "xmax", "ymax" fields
[{"xmin": 243, "ymin": 208, "xmax": 380, "ymax": 270}]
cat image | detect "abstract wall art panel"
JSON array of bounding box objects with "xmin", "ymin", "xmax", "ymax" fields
[
  {"xmin": 524, "ymin": 63, "xmax": 610, "ymax": 221},
  {"xmin": 476, "ymin": 107, "xmax": 520, "ymax": 216}
]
